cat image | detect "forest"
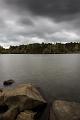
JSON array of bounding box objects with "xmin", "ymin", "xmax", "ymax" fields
[{"xmin": 0, "ymin": 42, "xmax": 80, "ymax": 54}]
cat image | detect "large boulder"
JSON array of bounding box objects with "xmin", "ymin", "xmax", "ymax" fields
[
  {"xmin": 0, "ymin": 84, "xmax": 46, "ymax": 120},
  {"xmin": 50, "ymin": 100, "xmax": 80, "ymax": 120}
]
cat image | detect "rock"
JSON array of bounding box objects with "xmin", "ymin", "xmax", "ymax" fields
[
  {"xmin": 0, "ymin": 89, "xmax": 3, "ymax": 93},
  {"xmin": 3, "ymin": 106, "xmax": 19, "ymax": 120},
  {"xmin": 0, "ymin": 90, "xmax": 4, "ymax": 105},
  {"xmin": 0, "ymin": 105, "xmax": 18, "ymax": 120},
  {"xmin": 16, "ymin": 111, "xmax": 36, "ymax": 120},
  {"xmin": 3, "ymin": 84, "xmax": 46, "ymax": 109},
  {"xmin": 0, "ymin": 84, "xmax": 46, "ymax": 120},
  {"xmin": 50, "ymin": 100, "xmax": 80, "ymax": 120},
  {"xmin": 3, "ymin": 79, "xmax": 15, "ymax": 86}
]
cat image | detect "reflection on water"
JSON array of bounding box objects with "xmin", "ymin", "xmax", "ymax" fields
[{"xmin": 0, "ymin": 54, "xmax": 80, "ymax": 102}]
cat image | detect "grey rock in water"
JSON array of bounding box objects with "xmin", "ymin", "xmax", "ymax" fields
[
  {"xmin": 50, "ymin": 100, "xmax": 80, "ymax": 120},
  {"xmin": 0, "ymin": 84, "xmax": 46, "ymax": 120},
  {"xmin": 3, "ymin": 79, "xmax": 15, "ymax": 86}
]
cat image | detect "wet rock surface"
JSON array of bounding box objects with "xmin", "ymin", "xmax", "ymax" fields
[
  {"xmin": 50, "ymin": 100, "xmax": 80, "ymax": 120},
  {"xmin": 0, "ymin": 84, "xmax": 46, "ymax": 120}
]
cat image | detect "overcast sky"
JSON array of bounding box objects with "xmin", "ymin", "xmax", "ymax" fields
[{"xmin": 0, "ymin": 0, "xmax": 80, "ymax": 47}]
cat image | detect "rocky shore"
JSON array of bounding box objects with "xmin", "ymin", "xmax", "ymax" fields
[{"xmin": 0, "ymin": 83, "xmax": 80, "ymax": 120}]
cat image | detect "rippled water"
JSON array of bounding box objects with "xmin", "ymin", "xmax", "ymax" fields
[{"xmin": 0, "ymin": 54, "xmax": 80, "ymax": 102}]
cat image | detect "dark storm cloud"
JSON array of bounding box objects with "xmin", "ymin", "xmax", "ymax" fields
[
  {"xmin": 0, "ymin": 0, "xmax": 80, "ymax": 48},
  {"xmin": 5, "ymin": 0, "xmax": 80, "ymax": 21}
]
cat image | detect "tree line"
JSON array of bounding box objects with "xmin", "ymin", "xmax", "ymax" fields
[{"xmin": 1, "ymin": 42, "xmax": 80, "ymax": 54}]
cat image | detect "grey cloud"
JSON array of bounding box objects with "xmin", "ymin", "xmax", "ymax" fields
[
  {"xmin": 0, "ymin": 0, "xmax": 80, "ymax": 47},
  {"xmin": 4, "ymin": 0, "xmax": 80, "ymax": 21},
  {"xmin": 20, "ymin": 18, "xmax": 33, "ymax": 26}
]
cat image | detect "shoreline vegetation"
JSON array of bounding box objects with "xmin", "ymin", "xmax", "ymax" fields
[{"xmin": 0, "ymin": 42, "xmax": 80, "ymax": 54}]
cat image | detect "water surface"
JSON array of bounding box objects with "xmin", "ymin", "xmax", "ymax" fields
[{"xmin": 0, "ymin": 54, "xmax": 80, "ymax": 102}]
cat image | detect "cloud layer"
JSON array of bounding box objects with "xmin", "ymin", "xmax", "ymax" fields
[{"xmin": 0, "ymin": 0, "xmax": 80, "ymax": 47}]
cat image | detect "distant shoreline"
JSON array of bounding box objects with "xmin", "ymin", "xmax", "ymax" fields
[
  {"xmin": 0, "ymin": 53, "xmax": 80, "ymax": 54},
  {"xmin": 0, "ymin": 42, "xmax": 80, "ymax": 54}
]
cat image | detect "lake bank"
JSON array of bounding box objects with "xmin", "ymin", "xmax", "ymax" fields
[{"xmin": 0, "ymin": 83, "xmax": 80, "ymax": 120}]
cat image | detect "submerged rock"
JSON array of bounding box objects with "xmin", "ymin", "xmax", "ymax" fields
[
  {"xmin": 50, "ymin": 100, "xmax": 80, "ymax": 120},
  {"xmin": 0, "ymin": 84, "xmax": 46, "ymax": 120},
  {"xmin": 3, "ymin": 79, "xmax": 15, "ymax": 86}
]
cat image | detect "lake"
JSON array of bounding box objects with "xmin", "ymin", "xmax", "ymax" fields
[{"xmin": 0, "ymin": 54, "xmax": 80, "ymax": 102}]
